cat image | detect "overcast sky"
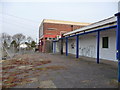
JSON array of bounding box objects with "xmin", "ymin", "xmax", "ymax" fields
[{"xmin": 0, "ymin": 0, "xmax": 119, "ymax": 42}]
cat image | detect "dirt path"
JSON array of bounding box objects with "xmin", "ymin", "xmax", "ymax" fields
[{"xmin": 2, "ymin": 52, "xmax": 118, "ymax": 88}]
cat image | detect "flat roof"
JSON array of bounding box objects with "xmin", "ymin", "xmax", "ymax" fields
[
  {"xmin": 43, "ymin": 19, "xmax": 91, "ymax": 26},
  {"xmin": 64, "ymin": 16, "xmax": 117, "ymax": 36}
]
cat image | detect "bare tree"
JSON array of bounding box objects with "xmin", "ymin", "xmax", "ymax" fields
[
  {"xmin": 12, "ymin": 33, "xmax": 26, "ymax": 45},
  {"xmin": 26, "ymin": 36, "xmax": 33, "ymax": 44},
  {"xmin": 1, "ymin": 33, "xmax": 12, "ymax": 46}
]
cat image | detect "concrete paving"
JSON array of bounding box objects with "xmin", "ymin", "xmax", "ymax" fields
[{"xmin": 3, "ymin": 52, "xmax": 118, "ymax": 88}]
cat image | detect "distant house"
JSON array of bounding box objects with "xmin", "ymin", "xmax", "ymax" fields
[
  {"xmin": 39, "ymin": 19, "xmax": 90, "ymax": 53},
  {"xmin": 19, "ymin": 43, "xmax": 28, "ymax": 49}
]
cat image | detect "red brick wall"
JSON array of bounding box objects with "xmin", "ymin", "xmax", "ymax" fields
[
  {"xmin": 43, "ymin": 23, "xmax": 84, "ymax": 36},
  {"xmin": 39, "ymin": 23, "xmax": 85, "ymax": 52}
]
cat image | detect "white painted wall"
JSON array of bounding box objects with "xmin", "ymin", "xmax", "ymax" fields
[
  {"xmin": 56, "ymin": 40, "xmax": 66, "ymax": 53},
  {"xmin": 68, "ymin": 39, "xmax": 76, "ymax": 55},
  {"xmin": 66, "ymin": 29, "xmax": 116, "ymax": 61},
  {"xmin": 79, "ymin": 34, "xmax": 96, "ymax": 58},
  {"xmin": 118, "ymin": 1, "xmax": 120, "ymax": 12},
  {"xmin": 100, "ymin": 29, "xmax": 116, "ymax": 61},
  {"xmin": 56, "ymin": 41, "xmax": 61, "ymax": 53},
  {"xmin": 55, "ymin": 29, "xmax": 116, "ymax": 61},
  {"xmin": 63, "ymin": 42, "xmax": 66, "ymax": 53},
  {"xmin": 39, "ymin": 23, "xmax": 43, "ymax": 38},
  {"xmin": 67, "ymin": 35, "xmax": 96, "ymax": 57}
]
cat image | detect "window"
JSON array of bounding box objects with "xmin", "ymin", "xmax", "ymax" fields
[
  {"xmin": 47, "ymin": 28, "xmax": 57, "ymax": 30},
  {"xmin": 102, "ymin": 37, "xmax": 109, "ymax": 48}
]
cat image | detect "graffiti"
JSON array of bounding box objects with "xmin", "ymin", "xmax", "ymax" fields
[
  {"xmin": 79, "ymin": 45, "xmax": 95, "ymax": 58},
  {"xmin": 71, "ymin": 43, "xmax": 75, "ymax": 49}
]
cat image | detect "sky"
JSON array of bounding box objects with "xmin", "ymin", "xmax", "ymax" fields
[{"xmin": 0, "ymin": 0, "xmax": 119, "ymax": 42}]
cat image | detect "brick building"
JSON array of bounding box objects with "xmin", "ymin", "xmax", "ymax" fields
[{"xmin": 39, "ymin": 19, "xmax": 90, "ymax": 52}]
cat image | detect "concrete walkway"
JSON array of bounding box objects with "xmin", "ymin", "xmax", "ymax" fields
[{"xmin": 2, "ymin": 53, "xmax": 118, "ymax": 88}]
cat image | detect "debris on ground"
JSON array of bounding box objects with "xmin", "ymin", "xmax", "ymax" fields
[{"xmin": 2, "ymin": 54, "xmax": 66, "ymax": 88}]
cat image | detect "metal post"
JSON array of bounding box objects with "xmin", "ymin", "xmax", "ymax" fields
[
  {"xmin": 97, "ymin": 31, "xmax": 100, "ymax": 64},
  {"xmin": 76, "ymin": 35, "xmax": 79, "ymax": 58},
  {"xmin": 115, "ymin": 12, "xmax": 120, "ymax": 82},
  {"xmin": 54, "ymin": 42, "xmax": 56, "ymax": 53},
  {"xmin": 61, "ymin": 39, "xmax": 63, "ymax": 55},
  {"xmin": 52, "ymin": 41, "xmax": 54, "ymax": 53},
  {"xmin": 66, "ymin": 37, "xmax": 68, "ymax": 56}
]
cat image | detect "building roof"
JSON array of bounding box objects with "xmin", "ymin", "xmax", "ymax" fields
[
  {"xmin": 43, "ymin": 19, "xmax": 91, "ymax": 26},
  {"xmin": 64, "ymin": 16, "xmax": 117, "ymax": 36}
]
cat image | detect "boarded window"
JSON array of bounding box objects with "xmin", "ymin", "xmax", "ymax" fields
[{"xmin": 102, "ymin": 37, "xmax": 109, "ymax": 48}]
